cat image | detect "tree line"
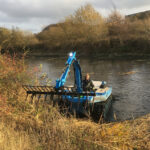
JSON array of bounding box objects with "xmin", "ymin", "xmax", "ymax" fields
[
  {"xmin": 0, "ymin": 27, "xmax": 38, "ymax": 54},
  {"xmin": 1, "ymin": 4, "xmax": 150, "ymax": 55}
]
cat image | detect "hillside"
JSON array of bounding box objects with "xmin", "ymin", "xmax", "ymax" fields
[
  {"xmin": 126, "ymin": 10, "xmax": 150, "ymax": 20},
  {"xmin": 36, "ymin": 5, "xmax": 150, "ymax": 56}
]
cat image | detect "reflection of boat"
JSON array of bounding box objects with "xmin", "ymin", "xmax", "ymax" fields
[{"xmin": 23, "ymin": 52, "xmax": 112, "ymax": 120}]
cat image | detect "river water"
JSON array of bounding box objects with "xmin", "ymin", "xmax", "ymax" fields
[{"xmin": 27, "ymin": 56, "xmax": 150, "ymax": 121}]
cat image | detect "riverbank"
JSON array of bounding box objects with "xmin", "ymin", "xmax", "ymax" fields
[
  {"xmin": 1, "ymin": 104, "xmax": 150, "ymax": 150},
  {"xmin": 28, "ymin": 50, "xmax": 150, "ymax": 60}
]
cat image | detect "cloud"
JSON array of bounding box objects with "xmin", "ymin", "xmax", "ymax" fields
[
  {"xmin": 0, "ymin": 0, "xmax": 150, "ymax": 32},
  {"xmin": 91, "ymin": 0, "xmax": 150, "ymax": 9}
]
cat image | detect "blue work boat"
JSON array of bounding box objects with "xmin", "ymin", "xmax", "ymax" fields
[
  {"xmin": 23, "ymin": 52, "xmax": 112, "ymax": 120},
  {"xmin": 55, "ymin": 52, "xmax": 112, "ymax": 119}
]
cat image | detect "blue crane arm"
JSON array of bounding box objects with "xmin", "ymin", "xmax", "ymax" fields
[
  {"xmin": 73, "ymin": 60, "xmax": 83, "ymax": 92},
  {"xmin": 55, "ymin": 51, "xmax": 83, "ymax": 93},
  {"xmin": 55, "ymin": 52, "xmax": 76, "ymax": 89}
]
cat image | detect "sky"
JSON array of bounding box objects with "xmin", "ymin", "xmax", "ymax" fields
[{"xmin": 0, "ymin": 0, "xmax": 150, "ymax": 33}]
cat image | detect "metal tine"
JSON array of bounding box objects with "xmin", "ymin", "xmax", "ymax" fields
[
  {"xmin": 37, "ymin": 94, "xmax": 41, "ymax": 103},
  {"xmin": 98, "ymin": 112, "xmax": 104, "ymax": 124},
  {"xmin": 34, "ymin": 94, "xmax": 39, "ymax": 111},
  {"xmin": 86, "ymin": 92, "xmax": 90, "ymax": 117},
  {"xmin": 50, "ymin": 93, "xmax": 54, "ymax": 101},
  {"xmin": 70, "ymin": 94, "xmax": 73, "ymax": 110},
  {"xmin": 66, "ymin": 96, "xmax": 70, "ymax": 115},
  {"xmin": 77, "ymin": 94, "xmax": 80, "ymax": 111},
  {"xmin": 44, "ymin": 94, "xmax": 47, "ymax": 102},
  {"xmin": 92, "ymin": 97, "xmax": 95, "ymax": 112},
  {"xmin": 84, "ymin": 92, "xmax": 88, "ymax": 109},
  {"xmin": 30, "ymin": 94, "xmax": 35, "ymax": 104},
  {"xmin": 84, "ymin": 98, "xmax": 88, "ymax": 110},
  {"xmin": 48, "ymin": 94, "xmax": 52, "ymax": 104},
  {"xmin": 64, "ymin": 91, "xmax": 67, "ymax": 108}
]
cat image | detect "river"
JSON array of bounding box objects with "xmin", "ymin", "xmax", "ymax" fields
[{"xmin": 27, "ymin": 56, "xmax": 150, "ymax": 121}]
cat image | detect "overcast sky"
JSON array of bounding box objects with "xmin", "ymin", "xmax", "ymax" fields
[{"xmin": 0, "ymin": 0, "xmax": 150, "ymax": 33}]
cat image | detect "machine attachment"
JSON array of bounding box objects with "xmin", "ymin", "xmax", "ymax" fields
[{"xmin": 22, "ymin": 51, "xmax": 110, "ymax": 121}]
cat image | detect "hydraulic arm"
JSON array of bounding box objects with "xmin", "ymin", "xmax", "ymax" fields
[{"xmin": 55, "ymin": 52, "xmax": 83, "ymax": 93}]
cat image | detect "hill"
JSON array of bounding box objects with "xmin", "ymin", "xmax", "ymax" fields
[{"xmin": 126, "ymin": 10, "xmax": 150, "ymax": 20}]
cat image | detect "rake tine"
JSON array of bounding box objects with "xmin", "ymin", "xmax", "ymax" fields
[
  {"xmin": 84, "ymin": 98, "xmax": 88, "ymax": 110},
  {"xmin": 98, "ymin": 112, "xmax": 104, "ymax": 124},
  {"xmin": 86, "ymin": 93, "xmax": 90, "ymax": 117},
  {"xmin": 34, "ymin": 94, "xmax": 40, "ymax": 108},
  {"xmin": 63, "ymin": 91, "xmax": 67, "ymax": 108},
  {"xmin": 92, "ymin": 97, "xmax": 95, "ymax": 112},
  {"xmin": 48, "ymin": 94, "xmax": 51, "ymax": 105},
  {"xmin": 38, "ymin": 94, "xmax": 41, "ymax": 101},
  {"xmin": 85, "ymin": 93, "xmax": 88, "ymax": 109},
  {"xmin": 44, "ymin": 94, "xmax": 47, "ymax": 102},
  {"xmin": 50, "ymin": 93, "xmax": 54, "ymax": 101},
  {"xmin": 70, "ymin": 95, "xmax": 73, "ymax": 110},
  {"xmin": 77, "ymin": 95, "xmax": 80, "ymax": 111},
  {"xmin": 30, "ymin": 94, "xmax": 35, "ymax": 104}
]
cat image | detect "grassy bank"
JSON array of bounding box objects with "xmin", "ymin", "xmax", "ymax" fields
[{"xmin": 0, "ymin": 54, "xmax": 150, "ymax": 150}]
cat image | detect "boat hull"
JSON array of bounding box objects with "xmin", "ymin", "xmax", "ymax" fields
[{"xmin": 60, "ymin": 87, "xmax": 112, "ymax": 120}]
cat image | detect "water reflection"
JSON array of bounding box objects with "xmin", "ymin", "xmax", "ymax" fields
[{"xmin": 27, "ymin": 56, "xmax": 150, "ymax": 121}]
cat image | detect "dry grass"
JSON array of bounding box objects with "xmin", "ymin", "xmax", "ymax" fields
[
  {"xmin": 0, "ymin": 122, "xmax": 39, "ymax": 150},
  {"xmin": 1, "ymin": 104, "xmax": 149, "ymax": 150}
]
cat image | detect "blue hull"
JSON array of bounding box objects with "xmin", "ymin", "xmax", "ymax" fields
[{"xmin": 61, "ymin": 87, "xmax": 112, "ymax": 119}]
